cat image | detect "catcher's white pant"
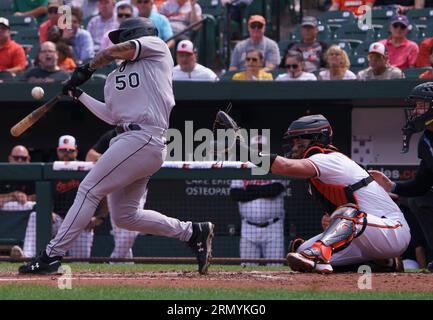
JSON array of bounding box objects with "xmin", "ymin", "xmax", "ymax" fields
[
  {"xmin": 23, "ymin": 212, "xmax": 93, "ymax": 258},
  {"xmin": 297, "ymin": 214, "xmax": 411, "ymax": 266},
  {"xmin": 240, "ymin": 219, "xmax": 284, "ymax": 266}
]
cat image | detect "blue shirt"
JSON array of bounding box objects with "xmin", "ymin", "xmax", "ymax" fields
[
  {"xmin": 72, "ymin": 28, "xmax": 95, "ymax": 63},
  {"xmin": 149, "ymin": 10, "xmax": 173, "ymax": 42}
]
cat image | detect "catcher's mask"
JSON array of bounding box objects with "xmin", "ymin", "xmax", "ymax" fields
[
  {"xmin": 108, "ymin": 17, "xmax": 158, "ymax": 44},
  {"xmin": 402, "ymin": 82, "xmax": 433, "ymax": 153},
  {"xmin": 282, "ymin": 114, "xmax": 333, "ymax": 159}
]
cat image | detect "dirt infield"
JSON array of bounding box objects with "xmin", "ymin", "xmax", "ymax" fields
[{"xmin": 1, "ymin": 270, "xmax": 433, "ymax": 292}]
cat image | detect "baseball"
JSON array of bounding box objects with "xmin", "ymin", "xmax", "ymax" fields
[{"xmin": 31, "ymin": 86, "xmax": 44, "ymax": 100}]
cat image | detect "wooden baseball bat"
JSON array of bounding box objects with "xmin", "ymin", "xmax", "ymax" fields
[{"xmin": 10, "ymin": 93, "xmax": 63, "ymax": 137}]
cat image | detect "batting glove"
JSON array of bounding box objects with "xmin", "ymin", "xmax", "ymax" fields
[{"xmin": 69, "ymin": 63, "xmax": 95, "ymax": 87}]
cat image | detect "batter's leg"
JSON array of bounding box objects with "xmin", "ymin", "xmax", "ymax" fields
[{"xmin": 23, "ymin": 211, "xmax": 37, "ymax": 258}]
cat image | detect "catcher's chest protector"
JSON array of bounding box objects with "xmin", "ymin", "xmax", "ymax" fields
[{"xmin": 304, "ymin": 146, "xmax": 372, "ymax": 213}]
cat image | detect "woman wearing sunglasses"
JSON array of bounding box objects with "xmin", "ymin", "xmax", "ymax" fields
[
  {"xmin": 318, "ymin": 45, "xmax": 356, "ymax": 80},
  {"xmin": 232, "ymin": 49, "xmax": 273, "ymax": 80},
  {"xmin": 275, "ymin": 50, "xmax": 317, "ymax": 81}
]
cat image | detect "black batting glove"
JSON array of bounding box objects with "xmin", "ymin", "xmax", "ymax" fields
[
  {"xmin": 69, "ymin": 63, "xmax": 95, "ymax": 87},
  {"xmin": 62, "ymin": 81, "xmax": 83, "ymax": 99}
]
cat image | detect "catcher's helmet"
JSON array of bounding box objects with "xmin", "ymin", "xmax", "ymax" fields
[
  {"xmin": 402, "ymin": 82, "xmax": 433, "ymax": 153},
  {"xmin": 108, "ymin": 17, "xmax": 158, "ymax": 44},
  {"xmin": 282, "ymin": 114, "xmax": 333, "ymax": 158}
]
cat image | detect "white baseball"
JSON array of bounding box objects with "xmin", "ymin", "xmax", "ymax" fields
[{"xmin": 31, "ymin": 86, "xmax": 44, "ymax": 100}]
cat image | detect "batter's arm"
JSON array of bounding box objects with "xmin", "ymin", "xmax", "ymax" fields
[
  {"xmin": 78, "ymin": 93, "xmax": 116, "ymax": 125},
  {"xmin": 89, "ymin": 41, "xmax": 136, "ymax": 69}
]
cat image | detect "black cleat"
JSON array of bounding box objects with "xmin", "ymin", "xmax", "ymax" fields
[
  {"xmin": 18, "ymin": 251, "xmax": 62, "ymax": 275},
  {"xmin": 188, "ymin": 222, "xmax": 214, "ymax": 275}
]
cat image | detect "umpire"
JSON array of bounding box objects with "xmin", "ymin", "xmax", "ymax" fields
[{"xmin": 370, "ymin": 82, "xmax": 433, "ymax": 272}]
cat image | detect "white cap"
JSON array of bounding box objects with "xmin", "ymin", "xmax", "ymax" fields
[
  {"xmin": 0, "ymin": 17, "xmax": 10, "ymax": 28},
  {"xmin": 177, "ymin": 40, "xmax": 195, "ymax": 54},
  {"xmin": 368, "ymin": 42, "xmax": 386, "ymax": 56},
  {"xmin": 58, "ymin": 135, "xmax": 77, "ymax": 150},
  {"xmin": 250, "ymin": 135, "xmax": 268, "ymax": 146}
]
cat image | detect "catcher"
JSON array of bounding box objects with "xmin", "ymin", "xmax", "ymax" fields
[{"xmin": 217, "ymin": 111, "xmax": 410, "ymax": 273}]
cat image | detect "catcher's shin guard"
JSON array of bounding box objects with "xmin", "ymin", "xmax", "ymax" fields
[{"xmin": 307, "ymin": 204, "xmax": 367, "ymax": 263}]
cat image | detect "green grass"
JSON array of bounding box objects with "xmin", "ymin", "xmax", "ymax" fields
[{"xmin": 1, "ymin": 285, "xmax": 433, "ymax": 300}]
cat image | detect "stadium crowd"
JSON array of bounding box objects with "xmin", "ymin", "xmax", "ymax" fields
[{"xmin": 1, "ymin": 0, "xmax": 433, "ymax": 82}]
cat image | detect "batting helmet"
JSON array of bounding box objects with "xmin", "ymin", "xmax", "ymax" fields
[
  {"xmin": 282, "ymin": 114, "xmax": 333, "ymax": 158},
  {"xmin": 108, "ymin": 17, "xmax": 158, "ymax": 44},
  {"xmin": 402, "ymin": 82, "xmax": 433, "ymax": 153}
]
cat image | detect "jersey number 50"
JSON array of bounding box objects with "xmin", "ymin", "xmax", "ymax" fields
[{"xmin": 115, "ymin": 73, "xmax": 140, "ymax": 90}]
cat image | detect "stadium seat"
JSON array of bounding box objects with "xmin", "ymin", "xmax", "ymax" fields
[
  {"xmin": 349, "ymin": 55, "xmax": 368, "ymax": 73},
  {"xmin": 200, "ymin": 0, "xmax": 224, "ymax": 17},
  {"xmin": 0, "ymin": 0, "xmax": 13, "ymax": 16},
  {"xmin": 219, "ymin": 70, "xmax": 237, "ymax": 81},
  {"xmin": 406, "ymin": 8, "xmax": 433, "ymax": 28},
  {"xmin": 194, "ymin": 14, "xmax": 218, "ymax": 68},
  {"xmin": 278, "ymin": 39, "xmax": 291, "ymax": 57},
  {"xmin": 318, "ymin": 10, "xmax": 355, "ymax": 32},
  {"xmin": 330, "ymin": 40, "xmax": 354, "ymax": 55},
  {"xmin": 404, "ymin": 67, "xmax": 432, "ymax": 79},
  {"xmin": 7, "ymin": 16, "xmax": 38, "ymax": 30},
  {"xmin": 423, "ymin": 21, "xmax": 433, "ymax": 37},
  {"xmin": 12, "ymin": 29, "xmax": 39, "ymax": 46},
  {"xmin": 333, "ymin": 23, "xmax": 376, "ymax": 48},
  {"xmin": 371, "ymin": 8, "xmax": 397, "ymax": 28},
  {"xmin": 271, "ymin": 68, "xmax": 285, "ymax": 79}
]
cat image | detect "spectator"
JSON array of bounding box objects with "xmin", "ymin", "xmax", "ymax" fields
[
  {"xmin": 57, "ymin": 41, "xmax": 76, "ymax": 72},
  {"xmin": 87, "ymin": 0, "xmax": 118, "ymax": 53},
  {"xmin": 159, "ymin": 0, "xmax": 203, "ymax": 40},
  {"xmin": 21, "ymin": 135, "xmax": 105, "ymax": 258},
  {"xmin": 357, "ymin": 42, "xmax": 405, "ymax": 80},
  {"xmin": 0, "ymin": 145, "xmax": 35, "ymax": 209},
  {"xmin": 23, "ymin": 41, "xmax": 69, "ymax": 83},
  {"xmin": 173, "ymin": 40, "xmax": 219, "ymax": 81},
  {"xmin": 416, "ymin": 37, "xmax": 433, "ymax": 67},
  {"xmin": 13, "ymin": 0, "xmax": 48, "ymax": 24},
  {"xmin": 99, "ymin": 2, "xmax": 134, "ymax": 52},
  {"xmin": 39, "ymin": 0, "xmax": 64, "ymax": 44},
  {"xmin": 0, "ymin": 18, "xmax": 27, "ymax": 76},
  {"xmin": 318, "ymin": 45, "xmax": 356, "ymax": 80},
  {"xmin": 379, "ymin": 15, "xmax": 419, "ymax": 70},
  {"xmin": 374, "ymin": 1, "xmax": 425, "ymax": 13},
  {"xmin": 232, "ymin": 49, "xmax": 273, "ymax": 80},
  {"xmin": 229, "ymin": 15, "xmax": 280, "ymax": 72},
  {"xmin": 62, "ymin": 7, "xmax": 94, "ymax": 63},
  {"xmin": 283, "ymin": 16, "xmax": 328, "ymax": 73},
  {"xmin": 329, "ymin": 0, "xmax": 374, "ymax": 14},
  {"xmin": 275, "ymin": 50, "xmax": 317, "ymax": 81},
  {"xmin": 230, "ymin": 135, "xmax": 286, "ymax": 266},
  {"xmin": 419, "ymin": 46, "xmax": 433, "ymax": 79},
  {"xmin": 133, "ymin": 0, "xmax": 175, "ymax": 49}
]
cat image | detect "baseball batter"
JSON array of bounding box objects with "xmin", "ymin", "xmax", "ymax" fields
[
  {"xmin": 19, "ymin": 17, "xmax": 214, "ymax": 275},
  {"xmin": 265, "ymin": 114, "xmax": 410, "ymax": 273}
]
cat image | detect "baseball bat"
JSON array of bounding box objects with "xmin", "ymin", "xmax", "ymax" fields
[{"xmin": 10, "ymin": 93, "xmax": 63, "ymax": 137}]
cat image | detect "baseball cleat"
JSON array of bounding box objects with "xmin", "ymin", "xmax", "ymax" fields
[
  {"xmin": 188, "ymin": 222, "xmax": 214, "ymax": 275},
  {"xmin": 286, "ymin": 252, "xmax": 333, "ymax": 274},
  {"xmin": 18, "ymin": 251, "xmax": 63, "ymax": 275}
]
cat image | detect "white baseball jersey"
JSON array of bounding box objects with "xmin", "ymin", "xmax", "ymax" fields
[
  {"xmin": 104, "ymin": 36, "xmax": 175, "ymax": 129},
  {"xmin": 172, "ymin": 64, "xmax": 219, "ymax": 82},
  {"xmin": 230, "ymin": 179, "xmax": 285, "ymax": 223},
  {"xmin": 307, "ymin": 152, "xmax": 404, "ymax": 220}
]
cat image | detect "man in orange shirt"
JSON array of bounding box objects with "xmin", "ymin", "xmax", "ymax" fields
[
  {"xmin": 329, "ymin": 0, "xmax": 375, "ymax": 14},
  {"xmin": 39, "ymin": 0, "xmax": 63, "ymax": 44},
  {"xmin": 0, "ymin": 17, "xmax": 27, "ymax": 76},
  {"xmin": 419, "ymin": 46, "xmax": 433, "ymax": 79},
  {"xmin": 416, "ymin": 37, "xmax": 433, "ymax": 67}
]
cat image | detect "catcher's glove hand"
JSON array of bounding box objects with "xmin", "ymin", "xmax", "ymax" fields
[{"xmin": 69, "ymin": 63, "xmax": 95, "ymax": 87}]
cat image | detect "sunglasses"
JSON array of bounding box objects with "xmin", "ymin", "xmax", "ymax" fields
[
  {"xmin": 12, "ymin": 155, "xmax": 28, "ymax": 161},
  {"xmin": 136, "ymin": 0, "xmax": 151, "ymax": 3},
  {"xmin": 392, "ymin": 23, "xmax": 407, "ymax": 29},
  {"xmin": 249, "ymin": 22, "xmax": 264, "ymax": 30},
  {"xmin": 48, "ymin": 7, "xmax": 58, "ymax": 14},
  {"xmin": 58, "ymin": 149, "xmax": 75, "ymax": 153},
  {"xmin": 246, "ymin": 57, "xmax": 259, "ymax": 62},
  {"xmin": 286, "ymin": 64, "xmax": 299, "ymax": 69},
  {"xmin": 117, "ymin": 13, "xmax": 132, "ymax": 18}
]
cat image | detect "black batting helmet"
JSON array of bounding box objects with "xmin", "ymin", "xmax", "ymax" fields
[
  {"xmin": 108, "ymin": 17, "xmax": 158, "ymax": 44},
  {"xmin": 282, "ymin": 114, "xmax": 333, "ymax": 158},
  {"xmin": 402, "ymin": 82, "xmax": 433, "ymax": 153}
]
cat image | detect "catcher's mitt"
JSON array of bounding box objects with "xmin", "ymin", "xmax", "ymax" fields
[
  {"xmin": 213, "ymin": 110, "xmax": 241, "ymax": 132},
  {"xmin": 212, "ymin": 106, "xmax": 244, "ymax": 154}
]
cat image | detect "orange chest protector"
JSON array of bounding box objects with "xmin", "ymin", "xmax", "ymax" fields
[{"xmin": 304, "ymin": 145, "xmax": 374, "ymax": 213}]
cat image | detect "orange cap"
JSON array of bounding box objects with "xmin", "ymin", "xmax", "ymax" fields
[{"xmin": 248, "ymin": 15, "xmax": 266, "ymax": 25}]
